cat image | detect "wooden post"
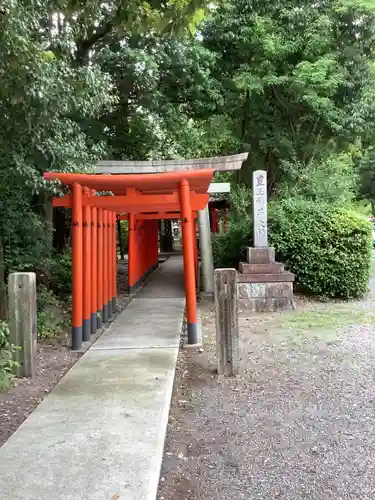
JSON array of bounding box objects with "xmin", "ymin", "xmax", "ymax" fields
[
  {"xmin": 215, "ymin": 268, "xmax": 239, "ymax": 376},
  {"xmin": 8, "ymin": 273, "xmax": 37, "ymax": 377}
]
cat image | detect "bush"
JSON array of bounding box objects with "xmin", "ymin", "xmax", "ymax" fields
[
  {"xmin": 49, "ymin": 250, "xmax": 72, "ymax": 295},
  {"xmin": 0, "ymin": 321, "xmax": 18, "ymax": 392},
  {"xmin": 212, "ymin": 217, "xmax": 252, "ymax": 268},
  {"xmin": 37, "ymin": 285, "xmax": 68, "ymax": 340},
  {"xmin": 212, "ymin": 183, "xmax": 253, "ymax": 268},
  {"xmin": 269, "ymin": 199, "xmax": 372, "ymax": 298},
  {"xmin": 278, "ymin": 153, "xmax": 356, "ymax": 205}
]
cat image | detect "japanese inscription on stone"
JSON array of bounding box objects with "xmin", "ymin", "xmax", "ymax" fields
[{"xmin": 252, "ymin": 170, "xmax": 268, "ymax": 247}]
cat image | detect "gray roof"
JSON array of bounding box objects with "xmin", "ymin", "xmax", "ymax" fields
[{"xmin": 95, "ymin": 153, "xmax": 248, "ymax": 174}]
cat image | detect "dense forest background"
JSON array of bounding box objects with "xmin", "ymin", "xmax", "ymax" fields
[{"xmin": 1, "ymin": 0, "xmax": 375, "ymax": 322}]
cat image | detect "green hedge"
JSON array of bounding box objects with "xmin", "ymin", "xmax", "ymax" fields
[
  {"xmin": 269, "ymin": 199, "xmax": 372, "ymax": 298},
  {"xmin": 49, "ymin": 250, "xmax": 72, "ymax": 295},
  {"xmin": 0, "ymin": 320, "xmax": 17, "ymax": 392},
  {"xmin": 212, "ymin": 198, "xmax": 372, "ymax": 298},
  {"xmin": 212, "ymin": 217, "xmax": 252, "ymax": 269}
]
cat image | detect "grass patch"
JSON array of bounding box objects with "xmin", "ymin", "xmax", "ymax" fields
[
  {"xmin": 278, "ymin": 308, "xmax": 371, "ymax": 331},
  {"xmin": 248, "ymin": 304, "xmax": 375, "ymax": 343}
]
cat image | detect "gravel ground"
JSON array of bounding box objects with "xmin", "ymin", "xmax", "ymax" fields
[{"xmin": 158, "ymin": 262, "xmax": 375, "ymax": 500}]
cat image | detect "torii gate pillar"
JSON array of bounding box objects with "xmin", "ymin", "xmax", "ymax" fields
[
  {"xmin": 198, "ymin": 182, "xmax": 231, "ymax": 295},
  {"xmin": 198, "ymin": 206, "xmax": 214, "ymax": 294}
]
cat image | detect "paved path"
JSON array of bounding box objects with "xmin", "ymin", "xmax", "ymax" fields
[{"xmin": 0, "ymin": 256, "xmax": 185, "ymax": 500}]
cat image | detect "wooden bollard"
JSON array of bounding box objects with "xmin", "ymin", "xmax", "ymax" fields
[
  {"xmin": 8, "ymin": 272, "xmax": 37, "ymax": 378},
  {"xmin": 214, "ymin": 268, "xmax": 240, "ymax": 376}
]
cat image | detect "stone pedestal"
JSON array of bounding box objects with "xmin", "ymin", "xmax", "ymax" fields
[{"xmin": 238, "ymin": 247, "xmax": 294, "ymax": 312}]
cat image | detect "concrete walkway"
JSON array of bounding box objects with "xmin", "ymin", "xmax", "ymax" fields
[{"xmin": 0, "ymin": 256, "xmax": 185, "ymax": 500}]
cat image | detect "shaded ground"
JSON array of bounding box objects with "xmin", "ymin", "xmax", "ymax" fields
[
  {"xmin": 158, "ymin": 265, "xmax": 375, "ymax": 499},
  {"xmin": 0, "ymin": 345, "xmax": 80, "ymax": 447},
  {"xmin": 0, "ymin": 259, "xmax": 131, "ymax": 447}
]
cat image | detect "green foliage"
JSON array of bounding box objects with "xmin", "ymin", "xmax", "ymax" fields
[
  {"xmin": 0, "ymin": 0, "xmax": 213, "ymax": 298},
  {"xmin": 1, "ymin": 0, "xmax": 375, "ymax": 311},
  {"xmin": 201, "ymin": 0, "xmax": 375, "ymax": 189},
  {"xmin": 202, "ymin": 0, "xmax": 375, "ymax": 291},
  {"xmin": 213, "ymin": 185, "xmax": 372, "ymax": 299},
  {"xmin": 278, "ymin": 153, "xmax": 356, "ymax": 203},
  {"xmin": 269, "ymin": 199, "xmax": 372, "ymax": 298},
  {"xmin": 0, "ymin": 0, "xmax": 114, "ymax": 281},
  {"xmin": 93, "ymin": 35, "xmax": 220, "ymax": 160},
  {"xmin": 355, "ymin": 200, "xmax": 372, "ymax": 216},
  {"xmin": 50, "ymin": 0, "xmax": 211, "ymax": 61},
  {"xmin": 212, "ymin": 184, "xmax": 252, "ymax": 268},
  {"xmin": 49, "ymin": 251, "xmax": 72, "ymax": 295},
  {"xmin": 212, "ymin": 218, "xmax": 251, "ymax": 269},
  {"xmin": 37, "ymin": 285, "xmax": 68, "ymax": 340},
  {"xmin": 0, "ymin": 321, "xmax": 19, "ymax": 392},
  {"xmin": 356, "ymin": 146, "xmax": 375, "ymax": 213},
  {"xmin": 1, "ymin": 195, "xmax": 46, "ymax": 274}
]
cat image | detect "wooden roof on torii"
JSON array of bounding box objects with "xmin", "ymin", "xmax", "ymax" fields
[
  {"xmin": 95, "ymin": 153, "xmax": 248, "ymax": 174},
  {"xmin": 46, "ymin": 153, "xmax": 248, "ymax": 216}
]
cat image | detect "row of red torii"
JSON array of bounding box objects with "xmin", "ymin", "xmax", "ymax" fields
[{"xmin": 45, "ymin": 153, "xmax": 248, "ymax": 349}]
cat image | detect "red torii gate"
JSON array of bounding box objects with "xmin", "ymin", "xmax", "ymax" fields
[{"xmin": 44, "ymin": 169, "xmax": 214, "ymax": 350}]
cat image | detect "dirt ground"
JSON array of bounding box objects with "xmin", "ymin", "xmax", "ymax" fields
[
  {"xmin": 0, "ymin": 344, "xmax": 81, "ymax": 447},
  {"xmin": 158, "ymin": 274, "xmax": 375, "ymax": 499},
  {"xmin": 0, "ymin": 259, "xmax": 130, "ymax": 448}
]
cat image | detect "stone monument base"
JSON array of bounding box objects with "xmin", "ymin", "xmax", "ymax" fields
[{"xmin": 238, "ymin": 247, "xmax": 294, "ymax": 312}]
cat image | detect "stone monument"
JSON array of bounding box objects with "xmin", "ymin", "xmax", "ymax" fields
[
  {"xmin": 237, "ymin": 170, "xmax": 294, "ymax": 312},
  {"xmin": 252, "ymin": 170, "xmax": 268, "ymax": 247}
]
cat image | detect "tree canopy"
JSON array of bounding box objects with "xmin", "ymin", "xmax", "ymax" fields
[
  {"xmin": 2, "ymin": 0, "xmax": 375, "ymax": 309},
  {"xmin": 0, "ymin": 0, "xmax": 212, "ymax": 276},
  {"xmin": 200, "ymin": 0, "xmax": 375, "ymax": 190}
]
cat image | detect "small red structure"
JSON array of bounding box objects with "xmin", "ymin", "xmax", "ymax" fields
[{"xmin": 45, "ymin": 169, "xmax": 214, "ymax": 349}]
